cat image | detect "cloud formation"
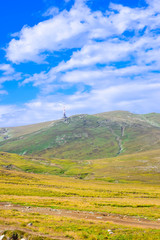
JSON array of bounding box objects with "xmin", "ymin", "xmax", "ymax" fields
[
  {"xmin": 0, "ymin": 64, "xmax": 21, "ymax": 94},
  {"xmin": 6, "ymin": 0, "xmax": 160, "ymax": 63},
  {"xmin": 0, "ymin": 64, "xmax": 15, "ymax": 75}
]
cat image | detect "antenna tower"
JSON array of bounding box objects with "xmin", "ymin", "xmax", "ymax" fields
[{"xmin": 63, "ymin": 106, "xmax": 67, "ymax": 119}]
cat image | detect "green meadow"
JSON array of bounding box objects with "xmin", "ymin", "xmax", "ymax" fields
[{"xmin": 0, "ymin": 150, "xmax": 160, "ymax": 239}]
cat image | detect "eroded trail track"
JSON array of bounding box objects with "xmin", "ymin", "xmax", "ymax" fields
[{"xmin": 0, "ymin": 202, "xmax": 160, "ymax": 229}]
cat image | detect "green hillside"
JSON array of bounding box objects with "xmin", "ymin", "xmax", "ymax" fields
[
  {"xmin": 0, "ymin": 149, "xmax": 159, "ymax": 183},
  {"xmin": 0, "ymin": 111, "xmax": 160, "ymax": 159}
]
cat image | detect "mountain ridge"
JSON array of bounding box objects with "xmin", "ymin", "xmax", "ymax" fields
[{"xmin": 0, "ymin": 110, "xmax": 160, "ymax": 160}]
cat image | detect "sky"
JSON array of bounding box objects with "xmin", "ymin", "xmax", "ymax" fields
[{"xmin": 0, "ymin": 0, "xmax": 160, "ymax": 126}]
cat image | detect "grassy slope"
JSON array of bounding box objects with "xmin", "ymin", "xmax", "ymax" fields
[
  {"xmin": 0, "ymin": 115, "xmax": 119, "ymax": 159},
  {"xmin": 0, "ymin": 111, "xmax": 160, "ymax": 159},
  {"xmin": 8, "ymin": 120, "xmax": 54, "ymax": 138},
  {"xmin": 0, "ymin": 120, "xmax": 54, "ymax": 142},
  {"xmin": 0, "ymin": 166, "xmax": 160, "ymax": 240},
  {"xmin": 0, "ymin": 149, "xmax": 159, "ymax": 184}
]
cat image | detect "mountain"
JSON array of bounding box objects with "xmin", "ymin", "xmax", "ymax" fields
[{"xmin": 0, "ymin": 111, "xmax": 160, "ymax": 160}]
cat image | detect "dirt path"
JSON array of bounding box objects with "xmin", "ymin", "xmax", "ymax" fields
[
  {"xmin": 0, "ymin": 202, "xmax": 160, "ymax": 230},
  {"xmin": 109, "ymin": 127, "xmax": 123, "ymax": 155}
]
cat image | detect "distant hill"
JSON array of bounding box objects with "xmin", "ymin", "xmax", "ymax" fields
[{"xmin": 0, "ymin": 111, "xmax": 160, "ymax": 160}]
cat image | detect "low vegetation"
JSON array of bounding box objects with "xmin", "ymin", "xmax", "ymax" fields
[
  {"xmin": 0, "ymin": 111, "xmax": 160, "ymax": 239},
  {"xmin": 0, "ymin": 149, "xmax": 159, "ymax": 184},
  {"xmin": 0, "ymin": 162, "xmax": 160, "ymax": 239}
]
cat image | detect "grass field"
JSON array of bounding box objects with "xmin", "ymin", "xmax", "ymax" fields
[
  {"xmin": 0, "ymin": 161, "xmax": 160, "ymax": 239},
  {"xmin": 1, "ymin": 169, "xmax": 160, "ymax": 219}
]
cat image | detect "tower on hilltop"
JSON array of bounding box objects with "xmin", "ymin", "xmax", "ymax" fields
[{"xmin": 63, "ymin": 106, "xmax": 67, "ymax": 119}]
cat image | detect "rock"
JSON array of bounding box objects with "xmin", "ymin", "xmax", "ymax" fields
[
  {"xmin": 9, "ymin": 233, "xmax": 18, "ymax": 240},
  {"xmin": 108, "ymin": 229, "xmax": 113, "ymax": 234},
  {"xmin": 5, "ymin": 204, "xmax": 12, "ymax": 207},
  {"xmin": 27, "ymin": 222, "xmax": 32, "ymax": 226}
]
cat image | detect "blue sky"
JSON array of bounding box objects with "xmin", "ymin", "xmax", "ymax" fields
[{"xmin": 0, "ymin": 0, "xmax": 160, "ymax": 126}]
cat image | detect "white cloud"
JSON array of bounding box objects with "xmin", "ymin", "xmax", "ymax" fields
[
  {"xmin": 146, "ymin": 0, "xmax": 160, "ymax": 10},
  {"xmin": 43, "ymin": 7, "xmax": 59, "ymax": 17},
  {"xmin": 0, "ymin": 64, "xmax": 15, "ymax": 75},
  {"xmin": 6, "ymin": 2, "xmax": 90, "ymax": 63},
  {"xmin": 2, "ymin": 0, "xmax": 160, "ymax": 126},
  {"xmin": 6, "ymin": 0, "xmax": 133, "ymax": 63},
  {"xmin": 0, "ymin": 90, "xmax": 8, "ymax": 95},
  {"xmin": 7, "ymin": 0, "xmax": 160, "ymax": 64},
  {"xmin": 0, "ymin": 64, "xmax": 21, "ymax": 94},
  {"xmin": 6, "ymin": 0, "xmax": 160, "ymax": 66},
  {"xmin": 17, "ymin": 0, "xmax": 160, "ymax": 89}
]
